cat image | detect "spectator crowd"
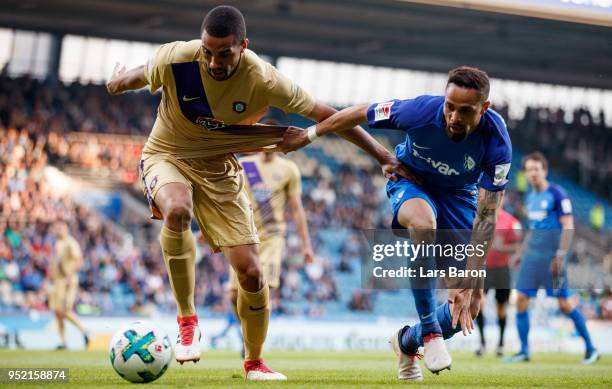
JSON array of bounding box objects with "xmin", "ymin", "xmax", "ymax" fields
[{"xmin": 1, "ymin": 74, "xmax": 611, "ymax": 320}]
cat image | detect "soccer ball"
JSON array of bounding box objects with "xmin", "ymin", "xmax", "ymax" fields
[{"xmin": 109, "ymin": 321, "xmax": 173, "ymax": 383}]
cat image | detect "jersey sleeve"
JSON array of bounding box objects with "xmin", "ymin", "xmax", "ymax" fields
[
  {"xmin": 550, "ymin": 185, "xmax": 573, "ymax": 217},
  {"xmin": 366, "ymin": 99, "xmax": 401, "ymax": 129},
  {"xmin": 266, "ymin": 65, "xmax": 316, "ymax": 116},
  {"xmin": 286, "ymin": 161, "xmax": 302, "ymax": 197},
  {"xmin": 144, "ymin": 42, "xmax": 179, "ymax": 93},
  {"xmin": 479, "ymin": 114, "xmax": 512, "ymax": 192},
  {"xmin": 366, "ymin": 95, "xmax": 441, "ymax": 130}
]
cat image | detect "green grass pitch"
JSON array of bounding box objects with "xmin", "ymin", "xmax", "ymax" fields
[{"xmin": 0, "ymin": 349, "xmax": 609, "ymax": 388}]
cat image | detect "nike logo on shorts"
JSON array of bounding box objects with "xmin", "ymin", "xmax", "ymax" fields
[{"xmin": 182, "ymin": 95, "xmax": 200, "ymax": 102}]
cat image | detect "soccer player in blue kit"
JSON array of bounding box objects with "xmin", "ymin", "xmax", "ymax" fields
[
  {"xmin": 504, "ymin": 152, "xmax": 599, "ymax": 364},
  {"xmin": 279, "ymin": 66, "xmax": 512, "ymax": 381}
]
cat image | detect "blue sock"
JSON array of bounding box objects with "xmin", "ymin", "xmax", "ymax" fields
[
  {"xmin": 436, "ymin": 302, "xmax": 461, "ymax": 340},
  {"xmin": 412, "ymin": 288, "xmax": 441, "ymax": 335},
  {"xmin": 567, "ymin": 308, "xmax": 595, "ymax": 352},
  {"xmin": 400, "ymin": 303, "xmax": 460, "ymax": 354},
  {"xmin": 516, "ymin": 311, "xmax": 530, "ymax": 355}
]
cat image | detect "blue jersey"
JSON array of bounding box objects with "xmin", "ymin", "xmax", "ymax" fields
[
  {"xmin": 367, "ymin": 95, "xmax": 512, "ymax": 192},
  {"xmin": 524, "ymin": 182, "xmax": 572, "ymax": 254}
]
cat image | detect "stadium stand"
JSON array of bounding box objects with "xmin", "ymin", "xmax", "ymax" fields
[
  {"xmin": 0, "ymin": 74, "xmax": 610, "ymax": 322},
  {"xmin": 511, "ymin": 106, "xmax": 610, "ymax": 201}
]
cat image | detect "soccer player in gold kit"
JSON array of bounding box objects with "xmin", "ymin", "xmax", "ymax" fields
[
  {"xmin": 227, "ymin": 150, "xmax": 312, "ymax": 357},
  {"xmin": 107, "ymin": 5, "xmax": 408, "ymax": 380},
  {"xmin": 48, "ymin": 221, "xmax": 89, "ymax": 350},
  {"xmin": 232, "ymin": 151, "xmax": 313, "ymax": 294}
]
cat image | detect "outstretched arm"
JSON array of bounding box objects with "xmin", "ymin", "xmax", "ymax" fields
[
  {"xmin": 280, "ymin": 103, "xmax": 368, "ymax": 153},
  {"xmin": 281, "ymin": 102, "xmax": 421, "ymax": 183},
  {"xmin": 106, "ymin": 63, "xmax": 148, "ymax": 95},
  {"xmin": 307, "ymin": 103, "xmax": 389, "ymax": 164}
]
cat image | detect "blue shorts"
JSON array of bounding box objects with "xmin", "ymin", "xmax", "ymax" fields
[
  {"xmin": 516, "ymin": 253, "xmax": 572, "ymax": 298},
  {"xmin": 387, "ymin": 178, "xmax": 478, "ymax": 230},
  {"xmin": 387, "ymin": 178, "xmax": 478, "ymax": 273}
]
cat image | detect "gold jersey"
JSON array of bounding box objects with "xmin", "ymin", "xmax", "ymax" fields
[
  {"xmin": 52, "ymin": 236, "xmax": 82, "ymax": 280},
  {"xmin": 143, "ymin": 40, "xmax": 315, "ymax": 159},
  {"xmin": 240, "ymin": 154, "xmax": 301, "ymax": 239}
]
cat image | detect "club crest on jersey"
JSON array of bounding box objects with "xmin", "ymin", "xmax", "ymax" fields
[
  {"xmin": 464, "ymin": 154, "xmax": 475, "ymax": 171},
  {"xmin": 232, "ymin": 101, "xmax": 247, "ymax": 113},
  {"xmin": 374, "ymin": 101, "xmax": 393, "ymax": 122},
  {"xmin": 195, "ymin": 117, "xmax": 226, "ymax": 130}
]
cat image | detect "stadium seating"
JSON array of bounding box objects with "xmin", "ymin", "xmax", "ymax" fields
[{"xmin": 1, "ymin": 75, "xmax": 610, "ymax": 321}]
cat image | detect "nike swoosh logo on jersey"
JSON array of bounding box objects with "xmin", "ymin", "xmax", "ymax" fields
[
  {"xmin": 412, "ymin": 143, "xmax": 431, "ymax": 150},
  {"xmin": 249, "ymin": 305, "xmax": 267, "ymax": 311},
  {"xmin": 182, "ymin": 96, "xmax": 200, "ymax": 102}
]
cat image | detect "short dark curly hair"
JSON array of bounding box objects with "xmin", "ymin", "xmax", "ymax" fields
[
  {"xmin": 447, "ymin": 66, "xmax": 490, "ymax": 100},
  {"xmin": 201, "ymin": 5, "xmax": 246, "ymax": 42}
]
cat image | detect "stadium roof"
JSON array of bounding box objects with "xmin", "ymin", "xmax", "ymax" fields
[{"xmin": 1, "ymin": 0, "xmax": 611, "ymax": 89}]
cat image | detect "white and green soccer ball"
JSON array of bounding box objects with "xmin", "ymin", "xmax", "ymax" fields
[{"xmin": 109, "ymin": 321, "xmax": 173, "ymax": 383}]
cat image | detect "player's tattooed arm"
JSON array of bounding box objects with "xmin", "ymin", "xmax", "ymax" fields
[
  {"xmin": 106, "ymin": 63, "xmax": 148, "ymax": 95},
  {"xmin": 447, "ymin": 188, "xmax": 503, "ymax": 288},
  {"xmin": 448, "ymin": 188, "xmax": 504, "ymax": 335},
  {"xmin": 469, "ymin": 188, "xmax": 505, "ymax": 269},
  {"xmin": 474, "ymin": 189, "xmax": 503, "ymax": 235}
]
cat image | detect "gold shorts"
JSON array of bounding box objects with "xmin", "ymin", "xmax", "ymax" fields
[
  {"xmin": 48, "ymin": 276, "xmax": 78, "ymax": 312},
  {"xmin": 139, "ymin": 152, "xmax": 259, "ymax": 252},
  {"xmin": 230, "ymin": 235, "xmax": 285, "ymax": 289}
]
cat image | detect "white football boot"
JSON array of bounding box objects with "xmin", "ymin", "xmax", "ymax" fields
[
  {"xmin": 423, "ymin": 334, "xmax": 452, "ymax": 374},
  {"xmin": 388, "ymin": 327, "xmax": 424, "ymax": 381},
  {"xmin": 175, "ymin": 316, "xmax": 201, "ymax": 364},
  {"xmin": 244, "ymin": 359, "xmax": 287, "ymax": 381}
]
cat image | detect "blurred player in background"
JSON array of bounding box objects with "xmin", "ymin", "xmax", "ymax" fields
[
  {"xmin": 228, "ymin": 142, "xmax": 313, "ymax": 358},
  {"xmin": 48, "ymin": 221, "xmax": 89, "ymax": 350},
  {"xmin": 106, "ymin": 4, "xmax": 407, "ymax": 380},
  {"xmin": 280, "ymin": 66, "xmax": 512, "ymax": 381},
  {"xmin": 505, "ymin": 152, "xmax": 599, "ymax": 364},
  {"xmin": 474, "ymin": 206, "xmax": 522, "ymax": 357}
]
